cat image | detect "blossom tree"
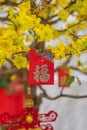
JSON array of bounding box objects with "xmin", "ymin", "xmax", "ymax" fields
[{"xmin": 0, "ymin": 0, "xmax": 87, "ymax": 108}]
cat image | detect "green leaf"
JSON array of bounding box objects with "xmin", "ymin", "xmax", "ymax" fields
[
  {"xmin": 67, "ymin": 28, "xmax": 74, "ymax": 34},
  {"xmin": 65, "ymin": 76, "xmax": 75, "ymax": 86},
  {"xmin": 13, "ymin": 14, "xmax": 16, "ymax": 18},
  {"xmin": 28, "ymin": 30, "xmax": 33, "ymax": 35},
  {"xmin": 76, "ymin": 77, "xmax": 81, "ymax": 86},
  {"xmin": 0, "ymin": 78, "xmax": 10, "ymax": 88}
]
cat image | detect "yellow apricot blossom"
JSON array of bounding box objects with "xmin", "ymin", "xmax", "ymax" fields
[
  {"xmin": 47, "ymin": 42, "xmax": 66, "ymax": 59},
  {"xmin": 0, "ymin": 57, "xmax": 6, "ymax": 67},
  {"xmin": 71, "ymin": 41, "xmax": 81, "ymax": 57},
  {"xmin": 0, "ymin": 0, "xmax": 87, "ymax": 69},
  {"xmin": 58, "ymin": 9, "xmax": 69, "ymax": 21},
  {"xmin": 18, "ymin": 0, "xmax": 31, "ymax": 14},
  {"xmin": 34, "ymin": 24, "xmax": 54, "ymax": 42},
  {"xmin": 56, "ymin": 0, "xmax": 69, "ymax": 7},
  {"xmin": 76, "ymin": 60, "xmax": 84, "ymax": 67},
  {"xmin": 13, "ymin": 54, "xmax": 28, "ymax": 69}
]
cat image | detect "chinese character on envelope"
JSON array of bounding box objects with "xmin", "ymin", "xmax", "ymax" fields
[{"xmin": 29, "ymin": 50, "xmax": 54, "ymax": 85}]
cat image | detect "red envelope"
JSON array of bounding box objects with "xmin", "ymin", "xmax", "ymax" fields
[
  {"xmin": 29, "ymin": 50, "xmax": 54, "ymax": 85},
  {"xmin": 58, "ymin": 67, "xmax": 69, "ymax": 87}
]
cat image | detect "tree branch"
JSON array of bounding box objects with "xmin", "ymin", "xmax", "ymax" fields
[
  {"xmin": 56, "ymin": 19, "xmax": 86, "ymax": 32},
  {"xmin": 0, "ymin": 68, "xmax": 22, "ymax": 77},
  {"xmin": 45, "ymin": 0, "xmax": 53, "ymax": 4},
  {"xmin": 39, "ymin": 85, "xmax": 87, "ymax": 100},
  {"xmin": 54, "ymin": 55, "xmax": 72, "ymax": 72},
  {"xmin": 0, "ymin": 17, "xmax": 8, "ymax": 21},
  {"xmin": 0, "ymin": 0, "xmax": 22, "ymax": 6},
  {"xmin": 48, "ymin": 0, "xmax": 76, "ymax": 24},
  {"xmin": 71, "ymin": 66, "xmax": 87, "ymax": 75}
]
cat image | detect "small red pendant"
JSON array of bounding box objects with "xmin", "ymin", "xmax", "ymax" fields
[{"xmin": 58, "ymin": 67, "xmax": 69, "ymax": 87}]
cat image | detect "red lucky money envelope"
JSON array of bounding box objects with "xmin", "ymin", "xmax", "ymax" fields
[{"xmin": 29, "ymin": 50, "xmax": 54, "ymax": 85}]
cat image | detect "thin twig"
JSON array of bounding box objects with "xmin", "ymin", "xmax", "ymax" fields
[
  {"xmin": 39, "ymin": 85, "xmax": 87, "ymax": 100},
  {"xmin": 54, "ymin": 55, "xmax": 72, "ymax": 72},
  {"xmin": 71, "ymin": 66, "xmax": 87, "ymax": 75},
  {"xmin": 56, "ymin": 19, "xmax": 86, "ymax": 32},
  {"xmin": 60, "ymin": 87, "xmax": 65, "ymax": 95},
  {"xmin": 5, "ymin": 58, "xmax": 14, "ymax": 66},
  {"xmin": 45, "ymin": 0, "xmax": 53, "ymax": 4},
  {"xmin": 48, "ymin": 0, "xmax": 76, "ymax": 24},
  {"xmin": 0, "ymin": 0, "xmax": 22, "ymax": 6}
]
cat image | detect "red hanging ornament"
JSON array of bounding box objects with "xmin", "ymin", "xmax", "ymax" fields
[
  {"xmin": 29, "ymin": 50, "xmax": 54, "ymax": 85},
  {"xmin": 0, "ymin": 75, "xmax": 25, "ymax": 116},
  {"xmin": 0, "ymin": 99, "xmax": 58, "ymax": 130},
  {"xmin": 5, "ymin": 109, "xmax": 58, "ymax": 130},
  {"xmin": 58, "ymin": 67, "xmax": 70, "ymax": 87}
]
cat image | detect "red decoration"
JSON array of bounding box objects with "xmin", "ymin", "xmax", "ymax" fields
[
  {"xmin": 29, "ymin": 50, "xmax": 54, "ymax": 85},
  {"xmin": 38, "ymin": 111, "xmax": 57, "ymax": 122},
  {"xmin": 0, "ymin": 107, "xmax": 40, "ymax": 129},
  {"xmin": 41, "ymin": 124, "xmax": 54, "ymax": 130},
  {"xmin": 16, "ymin": 108, "xmax": 40, "ymax": 129},
  {"xmin": 0, "ymin": 89, "xmax": 25, "ymax": 115},
  {"xmin": 0, "ymin": 107, "xmax": 58, "ymax": 130},
  {"xmin": 0, "ymin": 75, "xmax": 25, "ymax": 115},
  {"xmin": 58, "ymin": 67, "xmax": 69, "ymax": 87}
]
